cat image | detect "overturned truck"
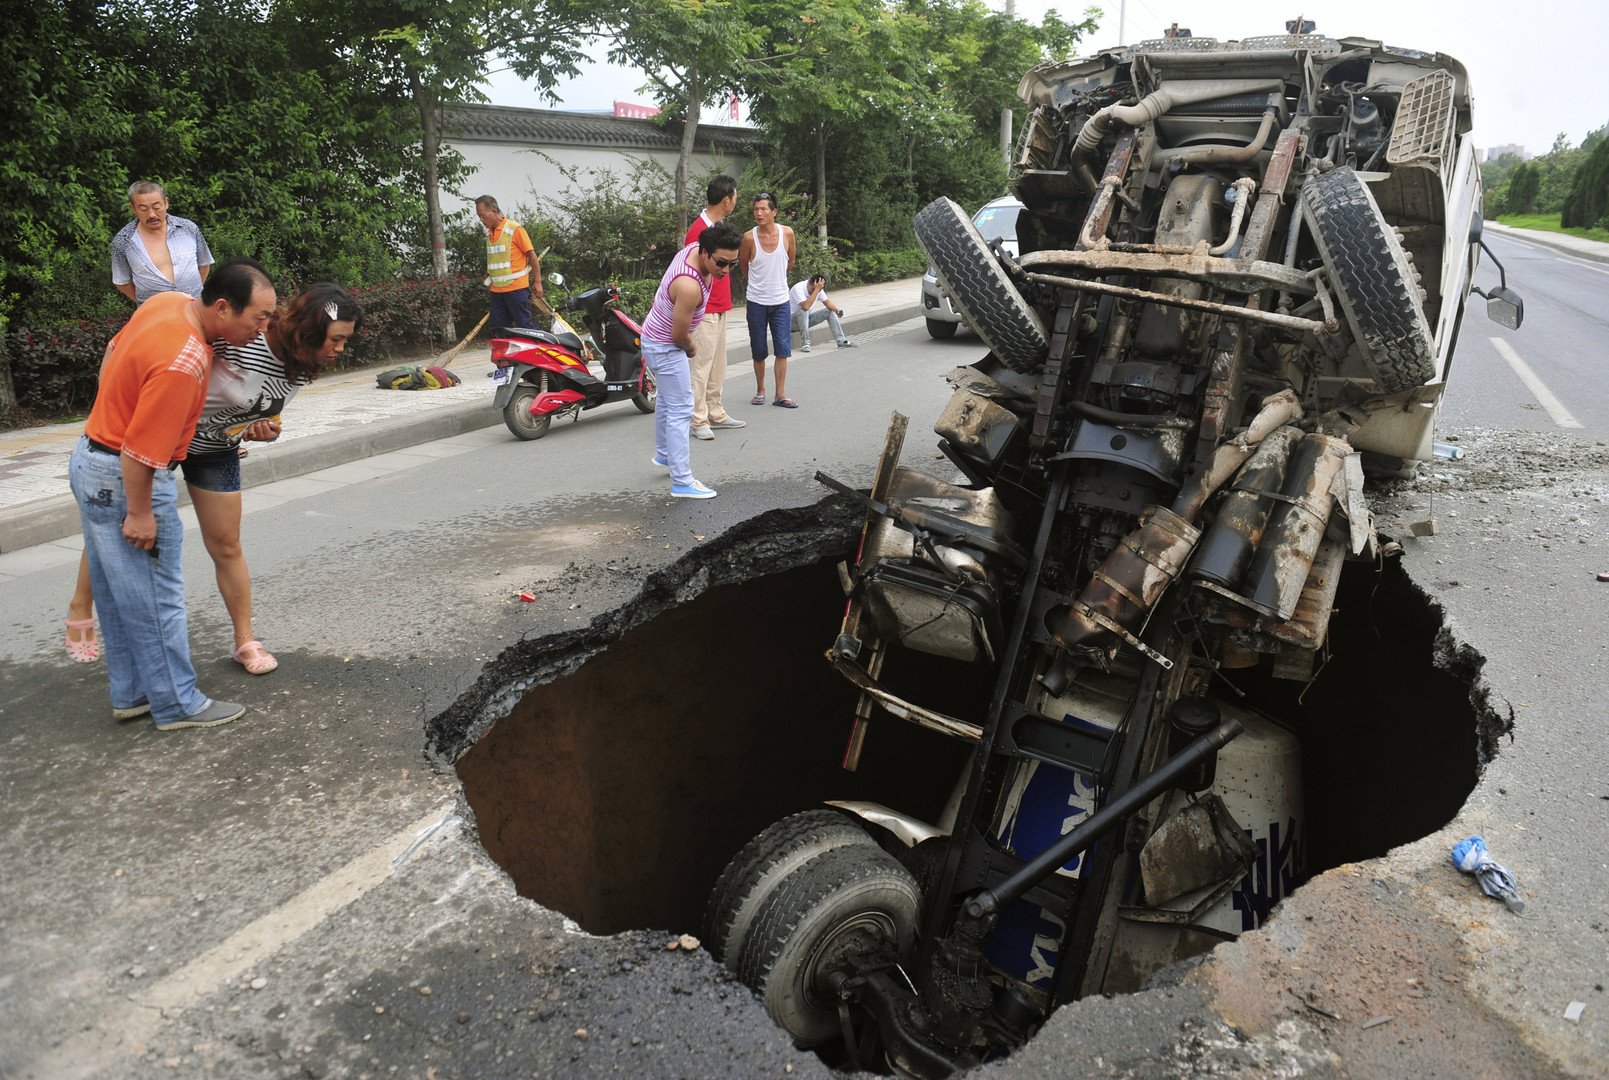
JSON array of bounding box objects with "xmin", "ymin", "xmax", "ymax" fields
[{"xmin": 705, "ymin": 29, "xmax": 1523, "ymax": 1076}]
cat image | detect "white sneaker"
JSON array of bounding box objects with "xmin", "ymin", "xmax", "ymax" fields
[
  {"xmin": 710, "ymin": 417, "xmax": 747, "ymax": 429},
  {"xmin": 692, "ymin": 426, "xmax": 715, "ymax": 441},
  {"xmin": 671, "ymin": 480, "xmax": 717, "ymax": 499}
]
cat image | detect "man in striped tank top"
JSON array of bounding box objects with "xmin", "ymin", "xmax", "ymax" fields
[{"xmin": 642, "ymin": 221, "xmax": 744, "ymax": 499}]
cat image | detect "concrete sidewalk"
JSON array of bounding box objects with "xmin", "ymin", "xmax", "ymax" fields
[
  {"xmin": 1486, "ymin": 220, "xmax": 1609, "ymax": 264},
  {"xmin": 0, "ymin": 277, "xmax": 924, "ymax": 552}
]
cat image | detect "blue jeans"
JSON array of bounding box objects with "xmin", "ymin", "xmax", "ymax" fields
[
  {"xmin": 489, "ymin": 289, "xmax": 535, "ymax": 331},
  {"xmin": 792, "ymin": 306, "xmax": 848, "ymax": 346},
  {"xmin": 69, "ymin": 439, "xmax": 210, "ymax": 724},
  {"xmin": 746, "ymin": 302, "xmax": 793, "ymax": 360},
  {"xmin": 643, "ymin": 341, "xmax": 696, "ymax": 486}
]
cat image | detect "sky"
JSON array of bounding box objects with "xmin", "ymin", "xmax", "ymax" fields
[{"xmin": 483, "ymin": 1, "xmax": 1607, "ymax": 156}]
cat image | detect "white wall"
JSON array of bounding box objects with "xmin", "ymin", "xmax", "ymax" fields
[{"xmin": 445, "ymin": 142, "xmax": 754, "ymax": 223}]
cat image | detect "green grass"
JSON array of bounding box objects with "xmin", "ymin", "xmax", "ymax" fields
[{"xmin": 1496, "ymin": 212, "xmax": 1609, "ymax": 244}]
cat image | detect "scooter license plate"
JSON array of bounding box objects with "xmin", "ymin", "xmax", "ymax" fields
[{"xmin": 492, "ymin": 367, "xmax": 514, "ymax": 386}]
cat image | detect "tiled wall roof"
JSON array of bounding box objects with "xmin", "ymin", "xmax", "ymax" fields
[{"xmin": 440, "ymin": 104, "xmax": 761, "ymax": 154}]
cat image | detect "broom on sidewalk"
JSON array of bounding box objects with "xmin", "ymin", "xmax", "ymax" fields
[{"xmin": 436, "ymin": 313, "xmax": 489, "ymax": 371}]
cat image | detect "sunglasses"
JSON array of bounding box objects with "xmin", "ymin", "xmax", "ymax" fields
[{"xmin": 712, "ymin": 256, "xmax": 739, "ymax": 269}]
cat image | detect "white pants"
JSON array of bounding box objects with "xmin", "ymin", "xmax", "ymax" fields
[{"xmin": 644, "ymin": 340, "xmax": 695, "ymax": 486}]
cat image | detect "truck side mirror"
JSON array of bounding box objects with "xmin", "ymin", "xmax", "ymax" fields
[
  {"xmin": 1473, "ymin": 237, "xmax": 1523, "ymax": 329},
  {"xmin": 1483, "ymin": 286, "xmax": 1524, "ymax": 330}
]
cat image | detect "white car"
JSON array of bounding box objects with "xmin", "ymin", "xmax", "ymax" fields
[{"xmin": 919, "ymin": 196, "xmax": 1023, "ymax": 339}]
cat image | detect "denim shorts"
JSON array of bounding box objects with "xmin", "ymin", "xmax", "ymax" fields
[
  {"xmin": 179, "ymin": 448, "xmax": 242, "ymax": 493},
  {"xmin": 746, "ymin": 302, "xmax": 793, "ymax": 361}
]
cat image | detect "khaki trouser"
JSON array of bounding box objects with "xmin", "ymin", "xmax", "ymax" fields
[{"xmin": 689, "ymin": 310, "xmax": 730, "ymax": 428}]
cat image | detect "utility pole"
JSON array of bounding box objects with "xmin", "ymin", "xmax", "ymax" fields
[
  {"xmin": 1000, "ymin": 0, "xmax": 1015, "ymax": 166},
  {"xmin": 1120, "ymin": 0, "xmax": 1127, "ymax": 43}
]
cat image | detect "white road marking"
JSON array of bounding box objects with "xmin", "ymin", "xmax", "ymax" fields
[
  {"xmin": 23, "ymin": 806, "xmax": 454, "ymax": 1080},
  {"xmin": 1490, "ymin": 337, "xmax": 1583, "ymax": 428}
]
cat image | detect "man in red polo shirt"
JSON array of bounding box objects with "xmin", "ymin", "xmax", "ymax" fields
[{"xmin": 685, "ymin": 176, "xmax": 747, "ymax": 441}]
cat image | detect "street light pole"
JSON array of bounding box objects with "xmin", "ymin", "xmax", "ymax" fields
[{"xmin": 1000, "ymin": 0, "xmax": 1015, "ymax": 166}]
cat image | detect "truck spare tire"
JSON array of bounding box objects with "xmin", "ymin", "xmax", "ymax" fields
[
  {"xmin": 1302, "ymin": 167, "xmax": 1437, "ymax": 393},
  {"xmin": 914, "ymin": 197, "xmax": 1048, "ymax": 373}
]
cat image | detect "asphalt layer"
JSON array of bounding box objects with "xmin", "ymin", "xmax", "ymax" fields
[{"xmin": 4, "ymin": 292, "xmax": 1607, "ymax": 1074}]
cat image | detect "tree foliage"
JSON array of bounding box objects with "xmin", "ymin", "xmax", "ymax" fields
[
  {"xmin": 595, "ymin": 0, "xmax": 762, "ymax": 233},
  {"xmin": 1562, "ymin": 136, "xmax": 1609, "ymax": 229},
  {"xmin": 738, "ymin": 0, "xmax": 1095, "ymax": 255},
  {"xmin": 1505, "ymin": 161, "xmax": 1542, "ymax": 214}
]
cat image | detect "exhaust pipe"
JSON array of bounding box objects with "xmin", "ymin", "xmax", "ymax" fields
[{"xmin": 1237, "ymin": 433, "xmax": 1353, "ymax": 620}]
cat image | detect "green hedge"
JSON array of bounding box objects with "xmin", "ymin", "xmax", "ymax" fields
[
  {"xmin": 4, "ymin": 275, "xmax": 481, "ymax": 419},
  {"xmin": 4, "ymin": 318, "xmax": 121, "ymax": 415},
  {"xmin": 4, "ymin": 248, "xmax": 929, "ymax": 421}
]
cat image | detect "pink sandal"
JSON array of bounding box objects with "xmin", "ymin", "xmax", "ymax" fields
[
  {"xmin": 232, "ymin": 640, "xmax": 279, "ymax": 676},
  {"xmin": 65, "ymin": 618, "xmax": 100, "ymax": 663}
]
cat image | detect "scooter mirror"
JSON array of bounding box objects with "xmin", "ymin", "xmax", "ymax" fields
[{"xmin": 548, "ymin": 272, "xmax": 566, "ymax": 287}]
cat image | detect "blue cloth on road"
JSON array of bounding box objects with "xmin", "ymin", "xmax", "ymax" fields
[{"xmin": 1452, "ymin": 835, "xmax": 1525, "ymax": 913}]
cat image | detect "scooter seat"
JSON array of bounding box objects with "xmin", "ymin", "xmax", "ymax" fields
[{"xmin": 495, "ymin": 325, "xmax": 586, "ymax": 353}]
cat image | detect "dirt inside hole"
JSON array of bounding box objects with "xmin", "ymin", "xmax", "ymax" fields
[{"xmin": 450, "ymin": 510, "xmax": 1504, "ymax": 1058}]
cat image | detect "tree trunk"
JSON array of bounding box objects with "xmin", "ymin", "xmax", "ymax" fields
[
  {"xmin": 412, "ymin": 69, "xmax": 454, "ymax": 342},
  {"xmin": 815, "ymin": 125, "xmax": 829, "ymax": 248},
  {"xmin": 0, "ymin": 328, "xmax": 17, "ymax": 416},
  {"xmin": 675, "ymin": 64, "xmax": 702, "ymax": 237}
]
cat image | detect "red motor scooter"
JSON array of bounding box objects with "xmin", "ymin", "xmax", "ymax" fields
[{"xmin": 490, "ymin": 276, "xmax": 655, "ymax": 440}]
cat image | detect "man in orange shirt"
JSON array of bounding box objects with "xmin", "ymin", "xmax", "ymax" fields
[
  {"xmin": 69, "ymin": 257, "xmax": 276, "ymax": 731},
  {"xmin": 475, "ymin": 195, "xmax": 543, "ymax": 330}
]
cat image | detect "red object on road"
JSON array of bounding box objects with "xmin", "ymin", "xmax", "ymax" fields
[
  {"xmin": 518, "ymin": 591, "xmax": 537, "ymax": 602},
  {"xmin": 1596, "ymin": 572, "xmax": 1609, "ymax": 583}
]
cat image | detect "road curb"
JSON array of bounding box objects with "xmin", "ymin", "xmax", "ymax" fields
[
  {"xmin": 1486, "ymin": 221, "xmax": 1609, "ymax": 265},
  {"xmin": 0, "ymin": 402, "xmax": 498, "ymax": 554}
]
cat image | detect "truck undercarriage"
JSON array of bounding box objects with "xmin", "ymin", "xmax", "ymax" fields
[{"xmin": 704, "ymin": 28, "xmax": 1523, "ymax": 1076}]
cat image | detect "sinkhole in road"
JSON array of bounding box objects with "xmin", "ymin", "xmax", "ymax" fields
[{"xmin": 437, "ymin": 498, "xmax": 1505, "ymax": 1064}]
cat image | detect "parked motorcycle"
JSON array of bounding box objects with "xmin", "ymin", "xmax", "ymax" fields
[{"xmin": 490, "ymin": 275, "xmax": 655, "ymax": 440}]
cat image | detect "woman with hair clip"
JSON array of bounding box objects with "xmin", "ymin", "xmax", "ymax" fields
[{"xmin": 64, "ymin": 284, "xmax": 363, "ymax": 676}]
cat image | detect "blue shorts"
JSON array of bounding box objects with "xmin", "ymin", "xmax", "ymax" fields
[
  {"xmin": 179, "ymin": 448, "xmax": 242, "ymax": 493},
  {"xmin": 747, "ymin": 302, "xmax": 793, "ymax": 361}
]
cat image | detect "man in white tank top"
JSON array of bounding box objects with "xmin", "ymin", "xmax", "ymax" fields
[{"xmin": 739, "ymin": 193, "xmax": 799, "ymax": 407}]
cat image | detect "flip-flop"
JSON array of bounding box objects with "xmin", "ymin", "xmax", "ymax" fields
[
  {"xmin": 65, "ymin": 618, "xmax": 99, "ymax": 663},
  {"xmin": 751, "ymin": 394, "xmax": 766, "ymax": 406},
  {"xmin": 773, "ymin": 398, "xmax": 799, "ymax": 409},
  {"xmin": 232, "ymin": 640, "xmax": 279, "ymax": 676}
]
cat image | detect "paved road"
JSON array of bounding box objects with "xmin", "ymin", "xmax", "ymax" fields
[
  {"xmin": 1445, "ymin": 232, "xmax": 1609, "ymax": 438},
  {"xmin": 3, "ymin": 272, "xmax": 1605, "ymax": 1076}
]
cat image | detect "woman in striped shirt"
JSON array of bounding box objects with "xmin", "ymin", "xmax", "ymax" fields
[{"xmin": 65, "ymin": 285, "xmax": 362, "ymax": 676}]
